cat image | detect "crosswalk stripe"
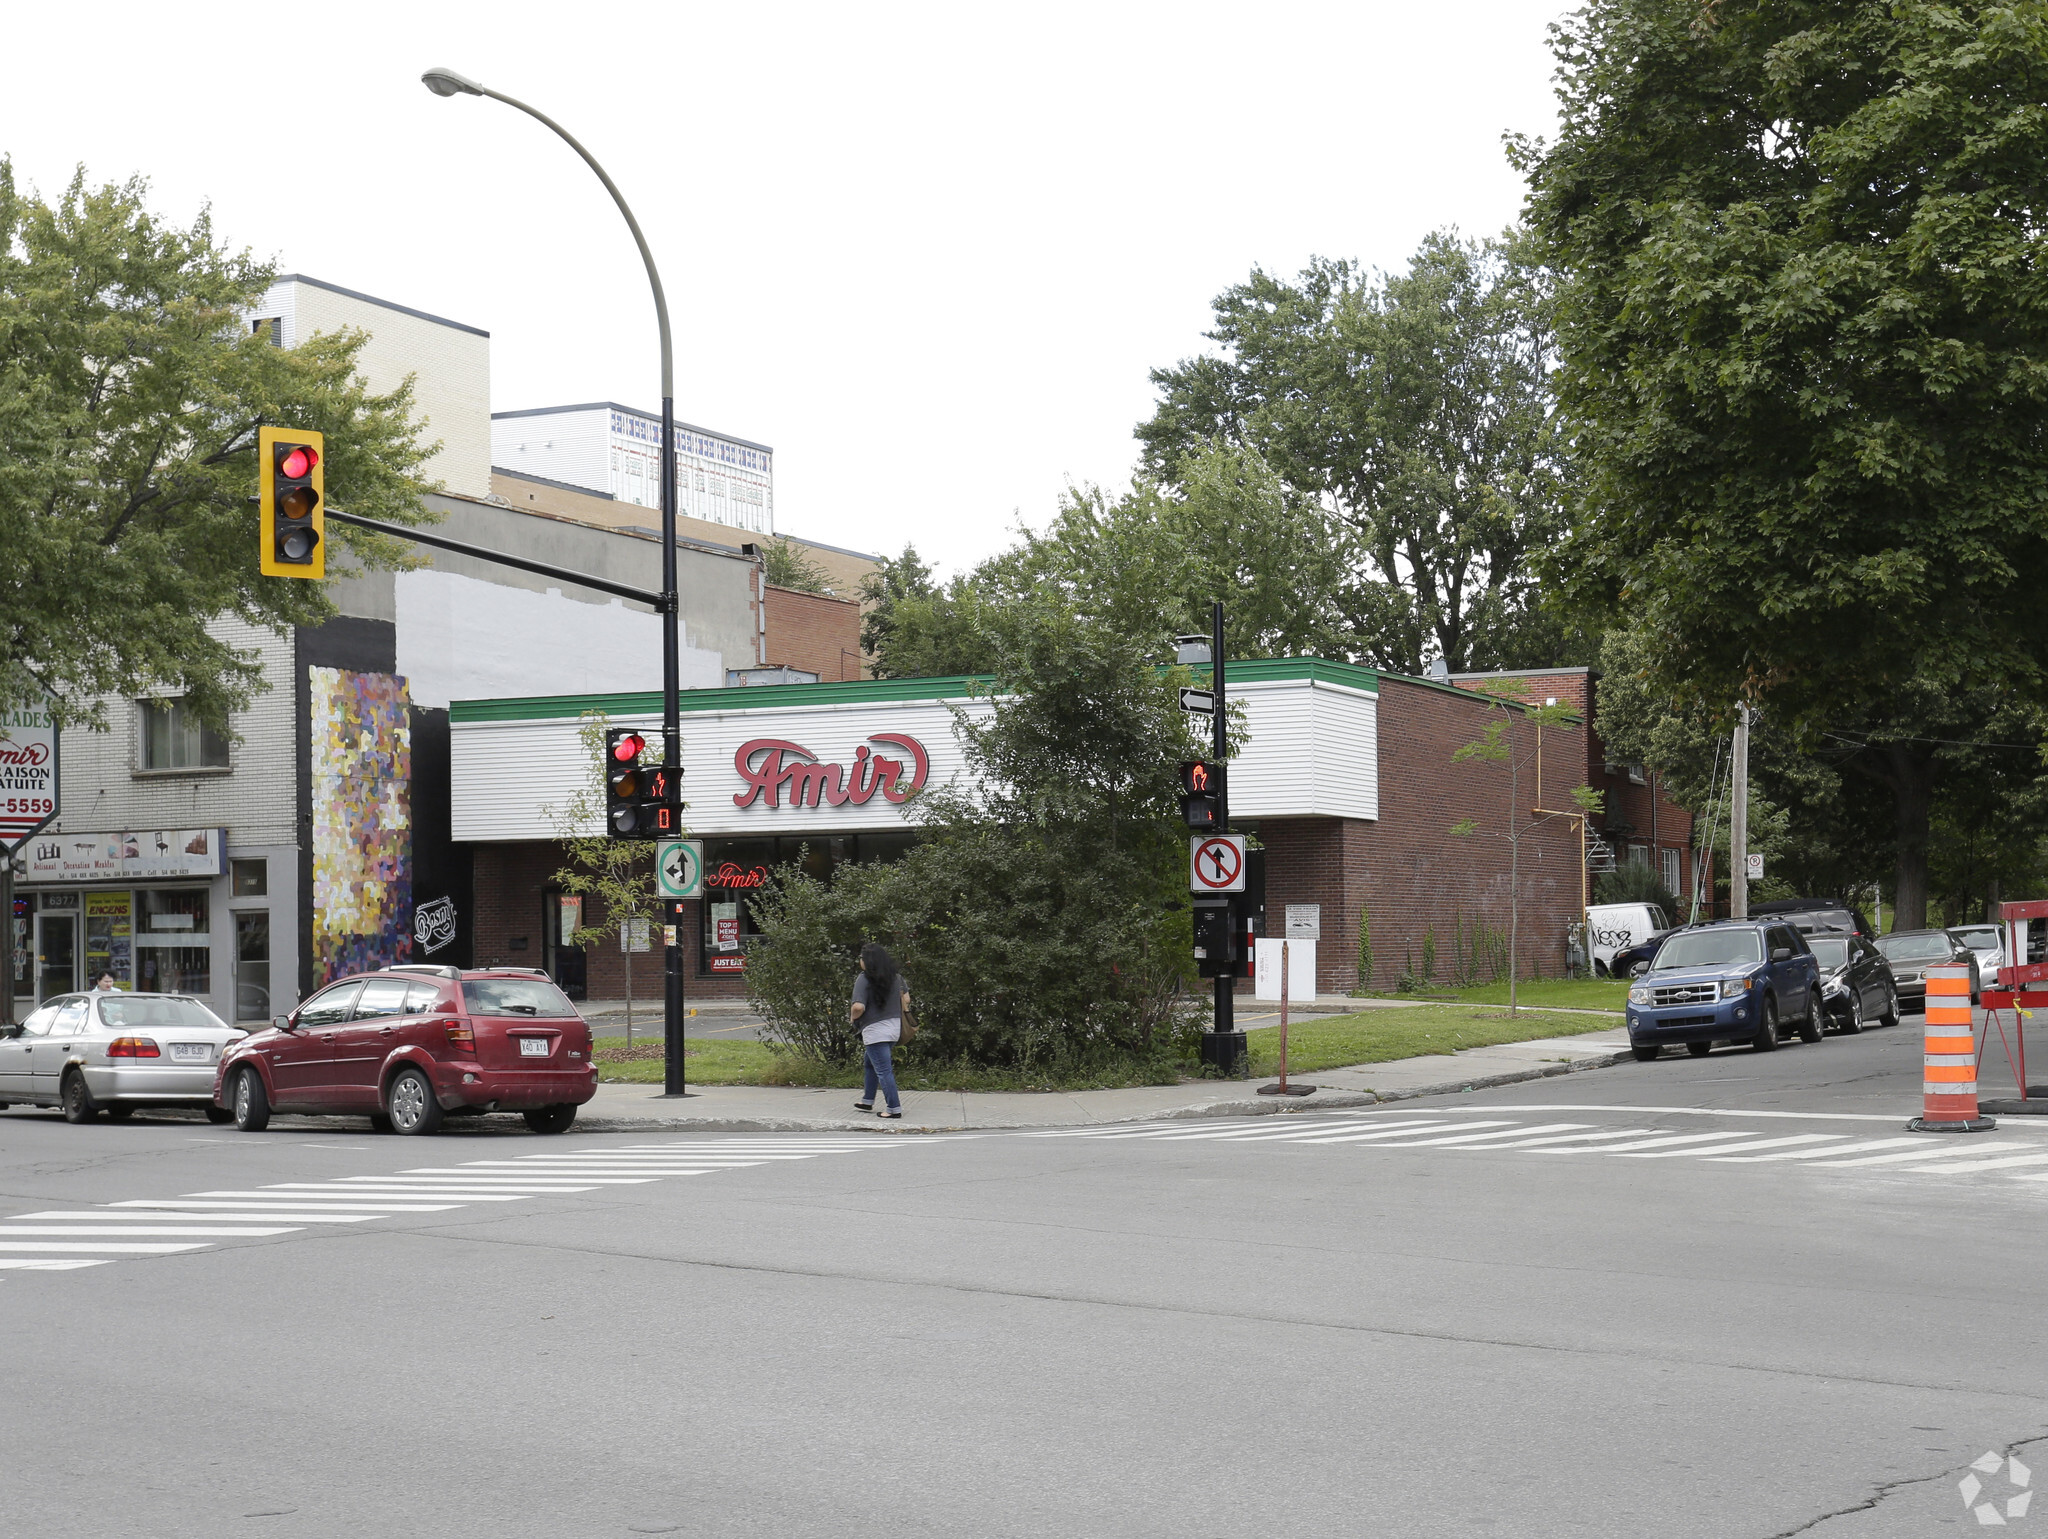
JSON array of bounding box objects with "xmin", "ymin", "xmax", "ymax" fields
[
  {"xmin": 1616, "ymin": 1134, "xmax": 1847, "ymax": 1159},
  {"xmin": 259, "ymin": 1185, "xmax": 530, "ymax": 1200},
  {"xmin": 330, "ymin": 1178, "xmax": 608, "ymax": 1189},
  {"xmin": 1536, "ymin": 1131, "xmax": 1770, "ymax": 1154},
  {"xmin": 406, "ymin": 1168, "xmax": 670, "ymax": 1180},
  {"xmin": 1192, "ymin": 1121, "xmax": 1468, "ymax": 1144},
  {"xmin": 183, "ymin": 1193, "xmax": 461, "ymax": 1208},
  {"xmin": 1360, "ymin": 1123, "xmax": 1595, "ymax": 1148},
  {"xmin": 1290, "ymin": 1121, "xmax": 1523, "ymax": 1145},
  {"xmin": 1459, "ymin": 1129, "xmax": 1651, "ymax": 1150},
  {"xmin": 1900, "ymin": 1153, "xmax": 2048, "ymax": 1174},
  {"xmin": 0, "ymin": 1226, "xmax": 299, "ymax": 1237},
  {"xmin": 1709, "ymin": 1137, "xmax": 1933, "ymax": 1163},
  {"xmin": 1809, "ymin": 1140, "xmax": 2036, "ymax": 1169},
  {"xmin": 0, "ymin": 1259, "xmax": 110, "ymax": 1270},
  {"xmin": 0, "ymin": 1241, "xmax": 212, "ymax": 1253},
  {"xmin": 97, "ymin": 1207, "xmax": 376, "ymax": 1222}
]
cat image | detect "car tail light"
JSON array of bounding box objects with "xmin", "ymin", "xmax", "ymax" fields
[
  {"xmin": 445, "ymin": 1020, "xmax": 475, "ymax": 1051},
  {"xmin": 107, "ymin": 1037, "xmax": 161, "ymax": 1058}
]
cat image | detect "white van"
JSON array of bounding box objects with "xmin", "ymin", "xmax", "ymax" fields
[{"xmin": 1585, "ymin": 902, "xmax": 1674, "ymax": 976}]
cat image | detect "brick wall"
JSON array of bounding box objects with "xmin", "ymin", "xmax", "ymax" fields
[{"xmin": 764, "ymin": 585, "xmax": 862, "ymax": 682}]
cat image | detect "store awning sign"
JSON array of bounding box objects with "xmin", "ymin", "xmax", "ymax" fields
[
  {"xmin": 731, "ymin": 733, "xmax": 929, "ymax": 810},
  {"xmin": 1190, "ymin": 835, "xmax": 1247, "ymax": 893},
  {"xmin": 0, "ymin": 703, "xmax": 59, "ymax": 853},
  {"xmin": 22, "ymin": 828, "xmax": 227, "ymax": 882}
]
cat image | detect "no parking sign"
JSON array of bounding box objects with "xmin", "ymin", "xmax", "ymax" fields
[{"xmin": 1189, "ymin": 834, "xmax": 1247, "ymax": 893}]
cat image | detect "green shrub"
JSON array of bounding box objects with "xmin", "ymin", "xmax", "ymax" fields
[{"xmin": 1592, "ymin": 860, "xmax": 1680, "ymax": 917}]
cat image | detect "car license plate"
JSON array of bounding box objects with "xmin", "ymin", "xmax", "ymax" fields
[
  {"xmin": 169, "ymin": 1043, "xmax": 211, "ymax": 1063},
  {"xmin": 517, "ymin": 1037, "xmax": 550, "ymax": 1057}
]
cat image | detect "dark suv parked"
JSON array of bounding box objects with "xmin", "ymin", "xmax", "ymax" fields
[{"xmin": 1624, "ymin": 920, "xmax": 1825, "ymax": 1060}]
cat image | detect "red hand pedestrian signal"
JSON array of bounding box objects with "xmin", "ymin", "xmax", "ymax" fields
[{"xmin": 1178, "ymin": 760, "xmax": 1220, "ymax": 829}]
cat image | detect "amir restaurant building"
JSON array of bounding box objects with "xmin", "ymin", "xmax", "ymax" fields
[{"xmin": 447, "ymin": 661, "xmax": 1695, "ymax": 1000}]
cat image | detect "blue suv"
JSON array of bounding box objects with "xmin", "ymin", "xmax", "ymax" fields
[{"xmin": 1624, "ymin": 920, "xmax": 1825, "ymax": 1061}]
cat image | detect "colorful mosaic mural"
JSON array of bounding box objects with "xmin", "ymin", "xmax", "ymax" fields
[{"xmin": 311, "ymin": 668, "xmax": 413, "ymax": 983}]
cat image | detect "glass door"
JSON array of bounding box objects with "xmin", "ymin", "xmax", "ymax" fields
[
  {"xmin": 235, "ymin": 912, "xmax": 272, "ymax": 1021},
  {"xmin": 34, "ymin": 912, "xmax": 77, "ymax": 1003}
]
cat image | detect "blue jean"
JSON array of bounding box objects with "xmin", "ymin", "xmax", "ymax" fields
[{"xmin": 862, "ymin": 1041, "xmax": 901, "ymax": 1111}]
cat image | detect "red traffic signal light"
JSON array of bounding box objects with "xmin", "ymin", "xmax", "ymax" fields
[
  {"xmin": 613, "ymin": 731, "xmax": 647, "ymax": 763},
  {"xmin": 604, "ymin": 729, "xmax": 681, "ymax": 838},
  {"xmin": 258, "ymin": 426, "xmax": 325, "ymax": 578}
]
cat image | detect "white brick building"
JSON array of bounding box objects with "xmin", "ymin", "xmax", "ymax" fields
[{"xmin": 492, "ymin": 403, "xmax": 773, "ymax": 537}]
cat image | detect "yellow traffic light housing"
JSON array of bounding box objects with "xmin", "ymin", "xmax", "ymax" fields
[{"xmin": 259, "ymin": 425, "xmax": 325, "ymax": 578}]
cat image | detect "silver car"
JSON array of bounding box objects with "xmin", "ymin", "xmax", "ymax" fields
[
  {"xmin": 1954, "ymin": 924, "xmax": 2005, "ymax": 987},
  {"xmin": 0, "ymin": 992, "xmax": 244, "ymax": 1123}
]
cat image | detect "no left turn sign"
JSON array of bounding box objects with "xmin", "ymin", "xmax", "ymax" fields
[{"xmin": 1190, "ymin": 834, "xmax": 1247, "ymax": 893}]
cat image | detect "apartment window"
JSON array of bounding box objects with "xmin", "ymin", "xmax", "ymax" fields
[
  {"xmin": 1662, "ymin": 847, "xmax": 1681, "ymax": 893},
  {"xmin": 138, "ymin": 700, "xmax": 229, "ymax": 772}
]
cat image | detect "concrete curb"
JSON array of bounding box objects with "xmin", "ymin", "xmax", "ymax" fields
[{"xmin": 564, "ymin": 1046, "xmax": 1636, "ymax": 1136}]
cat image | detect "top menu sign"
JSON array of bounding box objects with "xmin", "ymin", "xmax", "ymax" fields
[{"xmin": 0, "ymin": 703, "xmax": 59, "ymax": 853}]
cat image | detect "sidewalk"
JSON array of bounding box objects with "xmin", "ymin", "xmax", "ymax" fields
[{"xmin": 573, "ymin": 1024, "xmax": 1632, "ymax": 1133}]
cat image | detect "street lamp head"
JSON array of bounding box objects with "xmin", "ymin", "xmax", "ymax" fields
[
  {"xmin": 1174, "ymin": 635, "xmax": 1213, "ymax": 668},
  {"xmin": 421, "ymin": 67, "xmax": 484, "ymax": 98}
]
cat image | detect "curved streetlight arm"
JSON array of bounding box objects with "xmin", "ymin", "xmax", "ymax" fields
[{"xmin": 459, "ymin": 83, "xmax": 672, "ymax": 398}]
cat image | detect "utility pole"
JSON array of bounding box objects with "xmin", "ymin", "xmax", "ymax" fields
[{"xmin": 1730, "ymin": 703, "xmax": 1750, "ymax": 920}]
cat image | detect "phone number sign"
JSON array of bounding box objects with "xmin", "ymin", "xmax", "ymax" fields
[{"xmin": 0, "ymin": 704, "xmax": 58, "ymax": 853}]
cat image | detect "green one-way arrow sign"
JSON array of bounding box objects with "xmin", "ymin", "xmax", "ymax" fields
[{"xmin": 657, "ymin": 838, "xmax": 703, "ymax": 899}]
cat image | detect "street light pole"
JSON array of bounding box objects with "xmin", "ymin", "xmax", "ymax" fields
[{"xmin": 421, "ymin": 68, "xmax": 687, "ymax": 1094}]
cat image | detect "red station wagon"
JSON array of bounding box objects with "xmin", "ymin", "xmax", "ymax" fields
[{"xmin": 214, "ymin": 966, "xmax": 597, "ymax": 1135}]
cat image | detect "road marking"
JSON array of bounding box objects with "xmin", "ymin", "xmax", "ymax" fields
[
  {"xmin": 182, "ymin": 1192, "xmax": 462, "ymax": 1208},
  {"xmin": 1808, "ymin": 1140, "xmax": 2036, "ymax": 1168},
  {"xmin": 1536, "ymin": 1131, "xmax": 1768, "ymax": 1155},
  {"xmin": 1616, "ymin": 1134, "xmax": 1848, "ymax": 1159},
  {"xmin": 1360, "ymin": 1123, "xmax": 1595, "ymax": 1148},
  {"xmin": 1710, "ymin": 1137, "xmax": 1934, "ymax": 1162},
  {"xmin": 0, "ymin": 1241, "xmax": 212, "ymax": 1253},
  {"xmin": 0, "ymin": 1225, "xmax": 301, "ymax": 1237},
  {"xmin": 1899, "ymin": 1154, "xmax": 2048, "ymax": 1174},
  {"xmin": 1289, "ymin": 1121, "xmax": 1525, "ymax": 1145},
  {"xmin": 94, "ymin": 1207, "xmax": 378, "ymax": 1222},
  {"xmin": 1456, "ymin": 1129, "xmax": 1653, "ymax": 1149},
  {"xmin": 257, "ymin": 1185, "xmax": 535, "ymax": 1200},
  {"xmin": 0, "ymin": 1259, "xmax": 110, "ymax": 1270}
]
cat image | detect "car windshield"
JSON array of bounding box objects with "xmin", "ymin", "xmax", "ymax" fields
[
  {"xmin": 1650, "ymin": 930, "xmax": 1762, "ymax": 972},
  {"xmin": 1808, "ymin": 938, "xmax": 1851, "ymax": 970},
  {"xmin": 1876, "ymin": 933, "xmax": 1953, "ymax": 963},
  {"xmin": 1791, "ymin": 910, "xmax": 1855, "ymax": 933},
  {"xmin": 98, "ymin": 996, "xmax": 226, "ymax": 1029},
  {"xmin": 461, "ymin": 978, "xmax": 578, "ymax": 1018},
  {"xmin": 1957, "ymin": 930, "xmax": 2000, "ymax": 952}
]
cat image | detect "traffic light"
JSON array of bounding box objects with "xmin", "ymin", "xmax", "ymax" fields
[
  {"xmin": 258, "ymin": 426, "xmax": 324, "ymax": 578},
  {"xmin": 1178, "ymin": 760, "xmax": 1221, "ymax": 830},
  {"xmin": 604, "ymin": 729, "xmax": 683, "ymax": 839}
]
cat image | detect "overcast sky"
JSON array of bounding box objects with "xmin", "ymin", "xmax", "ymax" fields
[{"xmin": 5, "ymin": 1, "xmax": 1566, "ymax": 575}]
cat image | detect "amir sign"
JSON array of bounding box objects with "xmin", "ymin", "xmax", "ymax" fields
[{"xmin": 732, "ymin": 733, "xmax": 930, "ymax": 810}]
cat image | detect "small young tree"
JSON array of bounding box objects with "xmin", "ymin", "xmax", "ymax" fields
[
  {"xmin": 542, "ymin": 711, "xmax": 668, "ymax": 1044},
  {"xmin": 1450, "ymin": 686, "xmax": 1602, "ymax": 1015}
]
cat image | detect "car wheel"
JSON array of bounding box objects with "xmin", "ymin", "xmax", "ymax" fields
[
  {"xmin": 369, "ymin": 1112, "xmax": 395, "ymax": 1134},
  {"xmin": 523, "ymin": 1104, "xmax": 577, "ymax": 1134},
  {"xmin": 385, "ymin": 1067, "xmax": 443, "ymax": 1136},
  {"xmin": 1686, "ymin": 1041, "xmax": 1713, "ymax": 1058},
  {"xmin": 204, "ymin": 1105, "xmax": 234, "ymax": 1124},
  {"xmin": 1752, "ymin": 999, "xmax": 1780, "ymax": 1052},
  {"xmin": 1797, "ymin": 992, "xmax": 1825, "ymax": 1044},
  {"xmin": 1594, "ymin": 960, "xmax": 1610, "ymax": 978},
  {"xmin": 232, "ymin": 1067, "xmax": 271, "ymax": 1132},
  {"xmin": 1880, "ymin": 986, "xmax": 1901, "ymax": 1028},
  {"xmin": 1838, "ymin": 993, "xmax": 1864, "ymax": 1036},
  {"xmin": 61, "ymin": 1071, "xmax": 99, "ymax": 1124},
  {"xmin": 104, "ymin": 1103, "xmax": 135, "ymax": 1121}
]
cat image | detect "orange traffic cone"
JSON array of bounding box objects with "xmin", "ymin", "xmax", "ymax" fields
[{"xmin": 1910, "ymin": 964, "xmax": 1996, "ymax": 1132}]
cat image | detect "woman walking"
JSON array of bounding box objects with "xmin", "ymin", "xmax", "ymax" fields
[{"xmin": 851, "ymin": 942, "xmax": 909, "ymax": 1119}]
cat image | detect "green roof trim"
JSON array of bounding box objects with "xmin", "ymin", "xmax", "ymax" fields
[{"xmin": 448, "ymin": 655, "xmax": 1380, "ymax": 725}]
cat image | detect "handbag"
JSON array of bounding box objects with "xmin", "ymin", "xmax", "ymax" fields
[{"xmin": 897, "ymin": 993, "xmax": 918, "ymax": 1044}]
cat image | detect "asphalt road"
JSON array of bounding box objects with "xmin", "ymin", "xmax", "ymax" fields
[{"xmin": 4, "ymin": 1012, "xmax": 2046, "ymax": 1537}]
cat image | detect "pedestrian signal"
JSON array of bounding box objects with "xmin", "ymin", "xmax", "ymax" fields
[
  {"xmin": 259, "ymin": 426, "xmax": 325, "ymax": 578},
  {"xmin": 1178, "ymin": 760, "xmax": 1221, "ymax": 830}
]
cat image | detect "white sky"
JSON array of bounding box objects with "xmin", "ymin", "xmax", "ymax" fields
[{"xmin": 4, "ymin": 1, "xmax": 1565, "ymax": 575}]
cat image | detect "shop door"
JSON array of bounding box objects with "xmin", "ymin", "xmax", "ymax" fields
[
  {"xmin": 34, "ymin": 914, "xmax": 77, "ymax": 1004},
  {"xmin": 543, "ymin": 891, "xmax": 587, "ymax": 1001}
]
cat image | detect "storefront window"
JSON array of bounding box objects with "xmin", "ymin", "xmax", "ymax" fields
[
  {"xmin": 84, "ymin": 892, "xmax": 133, "ymax": 989},
  {"xmin": 696, "ymin": 834, "xmax": 923, "ymax": 975},
  {"xmin": 9, "ymin": 894, "xmax": 29, "ymax": 1005},
  {"xmin": 136, "ymin": 887, "xmax": 210, "ymax": 997}
]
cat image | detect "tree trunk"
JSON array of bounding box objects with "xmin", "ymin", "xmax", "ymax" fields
[{"xmin": 1887, "ymin": 743, "xmax": 1936, "ymax": 931}]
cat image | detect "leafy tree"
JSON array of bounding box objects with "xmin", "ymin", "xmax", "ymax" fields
[
  {"xmin": 542, "ymin": 712, "xmax": 665, "ymax": 1044},
  {"xmin": 0, "ymin": 163, "xmax": 437, "ymax": 729},
  {"xmin": 857, "ymin": 544, "xmax": 1002, "ymax": 680},
  {"xmin": 749, "ymin": 604, "xmax": 1206, "ymax": 1067},
  {"xmin": 1139, "ymin": 231, "xmax": 1577, "ymax": 675},
  {"xmin": 1520, "ymin": 0, "xmax": 2048, "ymax": 926},
  {"xmin": 759, "ymin": 536, "xmax": 830, "ymax": 595}
]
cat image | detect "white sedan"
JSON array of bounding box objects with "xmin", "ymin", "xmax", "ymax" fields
[{"xmin": 0, "ymin": 993, "xmax": 245, "ymax": 1123}]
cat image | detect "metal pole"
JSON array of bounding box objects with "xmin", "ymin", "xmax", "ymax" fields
[
  {"xmin": 427, "ymin": 72, "xmax": 688, "ymax": 1094},
  {"xmin": 0, "ymin": 855, "xmax": 13, "ymax": 1027},
  {"xmin": 1278, "ymin": 937, "xmax": 1289, "ymax": 1090},
  {"xmin": 1731, "ymin": 704, "xmax": 1750, "ymax": 920},
  {"xmin": 1212, "ymin": 600, "xmax": 1234, "ymax": 1059}
]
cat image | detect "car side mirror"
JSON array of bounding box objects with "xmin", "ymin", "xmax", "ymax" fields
[
  {"xmin": 0, "ymin": 1023, "xmax": 20, "ymax": 1038},
  {"xmin": 1771, "ymin": 947, "xmax": 1792, "ymax": 961},
  {"xmin": 272, "ymin": 1015, "xmax": 293, "ymax": 1032}
]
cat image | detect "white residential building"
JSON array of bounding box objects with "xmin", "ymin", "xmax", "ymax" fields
[{"xmin": 492, "ymin": 403, "xmax": 774, "ymax": 537}]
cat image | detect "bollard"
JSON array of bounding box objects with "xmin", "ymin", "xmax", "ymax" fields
[{"xmin": 1909, "ymin": 964, "xmax": 1996, "ymax": 1132}]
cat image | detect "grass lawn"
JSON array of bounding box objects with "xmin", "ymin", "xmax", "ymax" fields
[
  {"xmin": 1420, "ymin": 978, "xmax": 1628, "ymax": 1013},
  {"xmin": 1243, "ymin": 1005, "xmax": 1618, "ymax": 1076},
  {"xmin": 595, "ymin": 1002, "xmax": 1617, "ymax": 1090}
]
